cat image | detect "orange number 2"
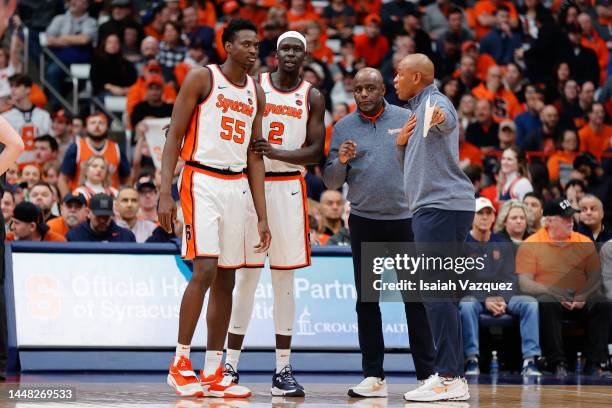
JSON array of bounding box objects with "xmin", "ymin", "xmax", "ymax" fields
[
  {"xmin": 268, "ymin": 122, "xmax": 284, "ymax": 145},
  {"xmin": 220, "ymin": 116, "xmax": 246, "ymax": 144}
]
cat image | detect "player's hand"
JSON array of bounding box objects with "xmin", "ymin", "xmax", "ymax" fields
[
  {"xmin": 338, "ymin": 140, "xmax": 357, "ymax": 164},
  {"xmin": 158, "ymin": 192, "xmax": 176, "ymax": 233},
  {"xmin": 254, "ymin": 219, "xmax": 271, "ymax": 253},
  {"xmin": 250, "ymin": 138, "xmax": 274, "ymax": 157},
  {"xmin": 396, "ymin": 114, "xmax": 417, "ymax": 146},
  {"xmin": 431, "ymin": 106, "xmax": 445, "ymax": 126}
]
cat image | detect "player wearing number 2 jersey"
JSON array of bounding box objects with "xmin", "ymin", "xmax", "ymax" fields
[
  {"xmin": 226, "ymin": 31, "xmax": 326, "ymax": 397},
  {"xmin": 159, "ymin": 20, "xmax": 271, "ymax": 399}
]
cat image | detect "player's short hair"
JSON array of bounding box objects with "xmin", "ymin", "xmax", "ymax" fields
[
  {"xmin": 8, "ymin": 74, "xmax": 33, "ymax": 88},
  {"xmin": 35, "ymin": 135, "xmax": 59, "ymax": 152},
  {"xmin": 221, "ymin": 19, "xmax": 257, "ymax": 46}
]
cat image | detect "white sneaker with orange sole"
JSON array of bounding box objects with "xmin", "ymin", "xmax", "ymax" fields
[
  {"xmin": 200, "ymin": 364, "xmax": 252, "ymax": 398},
  {"xmin": 403, "ymin": 374, "xmax": 470, "ymax": 402},
  {"xmin": 167, "ymin": 356, "xmax": 205, "ymax": 397}
]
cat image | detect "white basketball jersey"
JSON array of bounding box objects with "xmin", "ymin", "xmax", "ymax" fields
[
  {"xmin": 180, "ymin": 64, "xmax": 258, "ymax": 171},
  {"xmin": 260, "ymin": 72, "xmax": 311, "ymax": 173}
]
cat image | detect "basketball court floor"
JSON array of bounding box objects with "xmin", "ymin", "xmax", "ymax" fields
[{"xmin": 1, "ymin": 373, "xmax": 611, "ymax": 407}]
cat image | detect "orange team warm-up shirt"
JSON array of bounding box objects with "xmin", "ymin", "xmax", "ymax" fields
[
  {"xmin": 547, "ymin": 151, "xmax": 578, "ymax": 183},
  {"xmin": 353, "ymin": 34, "xmax": 389, "ymax": 68},
  {"xmin": 71, "ymin": 138, "xmax": 122, "ymax": 190},
  {"xmin": 472, "ymin": 83, "xmax": 522, "ymax": 120},
  {"xmin": 578, "ymin": 124, "xmax": 612, "ymax": 160},
  {"xmin": 469, "ymin": 0, "xmax": 519, "ymax": 40},
  {"xmin": 516, "ymin": 228, "xmax": 598, "ymax": 292},
  {"xmin": 47, "ymin": 216, "xmax": 70, "ymax": 237}
]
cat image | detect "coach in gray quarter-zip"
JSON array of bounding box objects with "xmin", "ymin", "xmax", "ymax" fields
[
  {"xmin": 324, "ymin": 67, "xmax": 435, "ymax": 399},
  {"xmin": 395, "ymin": 54, "xmax": 474, "ymax": 403}
]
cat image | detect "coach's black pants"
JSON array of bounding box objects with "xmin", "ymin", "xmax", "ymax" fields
[
  {"xmin": 349, "ymin": 214, "xmax": 435, "ymax": 380},
  {"xmin": 538, "ymin": 294, "xmax": 612, "ymax": 367},
  {"xmin": 0, "ymin": 212, "xmax": 6, "ymax": 377},
  {"xmin": 412, "ymin": 208, "xmax": 474, "ymax": 378}
]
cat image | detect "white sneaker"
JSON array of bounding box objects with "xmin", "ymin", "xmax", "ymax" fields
[
  {"xmin": 403, "ymin": 374, "xmax": 470, "ymax": 402},
  {"xmin": 348, "ymin": 377, "xmax": 388, "ymax": 398}
]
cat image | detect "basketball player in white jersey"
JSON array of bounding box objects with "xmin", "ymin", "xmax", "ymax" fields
[
  {"xmin": 159, "ymin": 19, "xmax": 271, "ymax": 398},
  {"xmin": 225, "ymin": 31, "xmax": 326, "ymax": 397}
]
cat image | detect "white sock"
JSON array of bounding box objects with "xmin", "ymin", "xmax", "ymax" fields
[
  {"xmin": 276, "ymin": 349, "xmax": 290, "ymax": 374},
  {"xmin": 203, "ymin": 350, "xmax": 223, "ymax": 377},
  {"xmin": 226, "ymin": 348, "xmax": 241, "ymax": 371},
  {"xmin": 174, "ymin": 343, "xmax": 190, "ymax": 365}
]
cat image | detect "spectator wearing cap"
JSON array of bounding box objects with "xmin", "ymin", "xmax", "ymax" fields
[
  {"xmin": 459, "ymin": 197, "xmax": 542, "ymax": 376},
  {"xmin": 514, "ymin": 85, "xmax": 545, "ymax": 150},
  {"xmin": 127, "ymin": 59, "xmax": 177, "ymax": 122},
  {"xmin": 131, "ymin": 75, "xmax": 173, "ymax": 135},
  {"xmin": 34, "ymin": 135, "xmax": 59, "ymax": 167},
  {"xmin": 579, "ymin": 103, "xmax": 611, "ymax": 161},
  {"xmin": 59, "ymin": 113, "xmax": 131, "ymax": 197},
  {"xmin": 98, "ymin": 0, "xmax": 143, "ymax": 45},
  {"xmin": 47, "ymin": 193, "xmax": 89, "ymax": 237},
  {"xmin": 157, "ymin": 21, "xmax": 185, "ymax": 82},
  {"xmin": 517, "ymin": 198, "xmax": 612, "ymax": 376},
  {"xmin": 181, "ymin": 6, "xmax": 215, "ymax": 62},
  {"xmin": 466, "ymin": 99, "xmax": 499, "ymax": 151},
  {"xmin": 66, "ymin": 193, "xmax": 136, "ymax": 242},
  {"xmin": 115, "ymin": 187, "xmax": 156, "ymax": 243},
  {"xmin": 322, "ymin": 0, "xmax": 357, "ymax": 40},
  {"xmin": 423, "ymin": 2, "xmax": 472, "ymax": 41},
  {"xmin": 90, "ymin": 33, "xmax": 138, "ymax": 98},
  {"xmin": 44, "ymin": 0, "xmax": 97, "ymax": 110},
  {"xmin": 400, "ymin": 9, "xmax": 432, "ymax": 56},
  {"xmin": 136, "ymin": 177, "xmax": 158, "ymax": 222},
  {"xmin": 577, "ymin": 194, "xmax": 612, "ymax": 244},
  {"xmin": 472, "ymin": 65, "xmax": 522, "ymax": 121},
  {"xmin": 50, "ymin": 111, "xmax": 73, "ymax": 158},
  {"xmin": 8, "ymin": 202, "xmax": 65, "ymax": 242},
  {"xmin": 547, "ymin": 129, "xmax": 580, "ymax": 186},
  {"xmin": 498, "ymin": 120, "xmax": 517, "ymax": 150},
  {"xmin": 479, "ymin": 6, "xmax": 523, "ymax": 66},
  {"xmin": 28, "ymin": 182, "xmax": 57, "ymax": 223},
  {"xmin": 2, "ymin": 74, "xmax": 51, "ymax": 168},
  {"xmin": 1, "ymin": 190, "xmax": 15, "ymax": 233},
  {"xmin": 353, "ymin": 14, "xmax": 389, "ymax": 68},
  {"xmin": 563, "ymin": 25, "xmax": 600, "ymax": 87}
]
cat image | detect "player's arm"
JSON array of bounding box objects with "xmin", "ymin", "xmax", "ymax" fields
[
  {"xmin": 247, "ymin": 81, "xmax": 271, "ymax": 252},
  {"xmin": 0, "ymin": 115, "xmax": 24, "ymax": 176},
  {"xmin": 158, "ymin": 67, "xmax": 211, "ymax": 232},
  {"xmin": 251, "ymin": 87, "xmax": 326, "ymax": 165}
]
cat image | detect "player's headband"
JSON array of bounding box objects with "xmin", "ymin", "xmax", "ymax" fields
[{"xmin": 277, "ymin": 31, "xmax": 307, "ymax": 51}]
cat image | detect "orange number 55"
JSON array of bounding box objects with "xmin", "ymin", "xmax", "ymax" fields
[
  {"xmin": 268, "ymin": 122, "xmax": 284, "ymax": 145},
  {"xmin": 220, "ymin": 116, "xmax": 246, "ymax": 144}
]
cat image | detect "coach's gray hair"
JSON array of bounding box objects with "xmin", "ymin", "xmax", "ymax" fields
[{"xmin": 493, "ymin": 199, "xmax": 532, "ymax": 234}]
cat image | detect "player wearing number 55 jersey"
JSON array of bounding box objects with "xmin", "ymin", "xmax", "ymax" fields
[
  {"xmin": 159, "ymin": 20, "xmax": 271, "ymax": 399},
  {"xmin": 226, "ymin": 31, "xmax": 326, "ymax": 397}
]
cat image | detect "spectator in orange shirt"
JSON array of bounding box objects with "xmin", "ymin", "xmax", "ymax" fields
[
  {"xmin": 126, "ymin": 60, "xmax": 177, "ymax": 125},
  {"xmin": 579, "ymin": 103, "xmax": 612, "ymax": 160},
  {"xmin": 239, "ymin": 0, "xmax": 268, "ymax": 28},
  {"xmin": 305, "ymin": 21, "xmax": 334, "ymax": 65},
  {"xmin": 353, "ymin": 14, "xmax": 389, "ymax": 68},
  {"xmin": 473, "ymin": 65, "xmax": 522, "ymax": 121},
  {"xmin": 461, "ymin": 41, "xmax": 497, "ymax": 81},
  {"xmin": 143, "ymin": 4, "xmax": 170, "ymax": 41},
  {"xmin": 459, "ymin": 125, "xmax": 484, "ymax": 169},
  {"xmin": 352, "ymin": 0, "xmax": 382, "ymax": 23},
  {"xmin": 47, "ymin": 192, "xmax": 89, "ymax": 237},
  {"xmin": 179, "ymin": 0, "xmax": 217, "ymax": 29},
  {"xmin": 547, "ymin": 129, "xmax": 580, "ymax": 186},
  {"xmin": 214, "ymin": 1, "xmax": 241, "ymax": 63},
  {"xmin": 8, "ymin": 202, "xmax": 66, "ymax": 242},
  {"xmin": 470, "ymin": 0, "xmax": 519, "ymax": 40},
  {"xmin": 287, "ymin": 0, "xmax": 321, "ymax": 32},
  {"xmin": 578, "ymin": 13, "xmax": 609, "ymax": 85}
]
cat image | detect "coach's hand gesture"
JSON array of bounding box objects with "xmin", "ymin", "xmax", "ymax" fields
[
  {"xmin": 338, "ymin": 140, "xmax": 357, "ymax": 164},
  {"xmin": 158, "ymin": 193, "xmax": 176, "ymax": 233},
  {"xmin": 396, "ymin": 114, "xmax": 417, "ymax": 146},
  {"xmin": 255, "ymin": 219, "xmax": 271, "ymax": 253}
]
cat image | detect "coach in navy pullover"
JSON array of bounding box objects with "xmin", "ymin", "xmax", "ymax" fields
[{"xmin": 323, "ymin": 68, "xmax": 435, "ymax": 389}]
